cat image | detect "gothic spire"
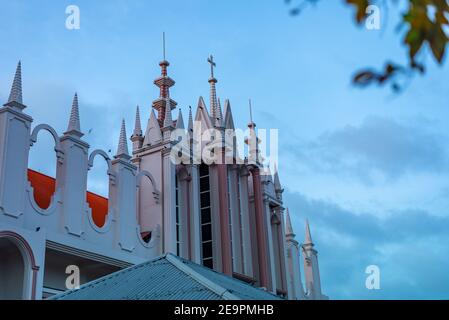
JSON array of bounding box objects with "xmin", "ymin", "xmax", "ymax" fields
[
  {"xmin": 5, "ymin": 61, "xmax": 25, "ymax": 109},
  {"xmin": 133, "ymin": 105, "xmax": 142, "ymax": 136},
  {"xmin": 65, "ymin": 93, "xmax": 83, "ymax": 138},
  {"xmin": 115, "ymin": 119, "xmax": 130, "ymax": 160}
]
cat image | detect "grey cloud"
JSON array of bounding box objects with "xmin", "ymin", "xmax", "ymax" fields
[
  {"xmin": 284, "ymin": 190, "xmax": 449, "ymax": 299},
  {"xmin": 288, "ymin": 116, "xmax": 448, "ymax": 184}
]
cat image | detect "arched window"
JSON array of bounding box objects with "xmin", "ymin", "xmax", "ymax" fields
[
  {"xmin": 28, "ymin": 125, "xmax": 61, "ymax": 210},
  {"xmin": 0, "ymin": 237, "xmax": 26, "ymax": 299},
  {"xmin": 136, "ymin": 171, "xmax": 160, "ymax": 244},
  {"xmin": 87, "ymin": 151, "xmax": 111, "ymax": 228}
]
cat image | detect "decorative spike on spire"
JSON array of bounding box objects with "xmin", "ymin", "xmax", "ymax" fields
[
  {"xmin": 274, "ymin": 164, "xmax": 283, "ymax": 191},
  {"xmin": 133, "ymin": 105, "xmax": 142, "ymax": 136},
  {"xmin": 248, "ymin": 98, "xmax": 256, "ymax": 128},
  {"xmin": 162, "ymin": 31, "xmax": 166, "ymax": 61},
  {"xmin": 216, "ymin": 98, "xmax": 224, "ymax": 127},
  {"xmin": 115, "ymin": 119, "xmax": 130, "ymax": 160},
  {"xmin": 163, "ymin": 98, "xmax": 173, "ymax": 128},
  {"xmin": 5, "ymin": 61, "xmax": 25, "ymax": 109},
  {"xmin": 188, "ymin": 106, "xmax": 194, "ymax": 133},
  {"xmin": 224, "ymin": 99, "xmax": 235, "ymax": 130},
  {"xmin": 304, "ymin": 219, "xmax": 313, "ymax": 245},
  {"xmin": 285, "ymin": 208, "xmax": 296, "ymax": 238},
  {"xmin": 65, "ymin": 93, "xmax": 83, "ymax": 138},
  {"xmin": 176, "ymin": 109, "xmax": 185, "ymax": 129}
]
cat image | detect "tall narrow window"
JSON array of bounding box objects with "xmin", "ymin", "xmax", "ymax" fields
[
  {"xmin": 237, "ymin": 174, "xmax": 245, "ymax": 272},
  {"xmin": 199, "ymin": 164, "xmax": 213, "ymax": 269},
  {"xmin": 227, "ymin": 170, "xmax": 233, "ymax": 267},
  {"xmin": 175, "ymin": 176, "xmax": 181, "ymax": 256}
]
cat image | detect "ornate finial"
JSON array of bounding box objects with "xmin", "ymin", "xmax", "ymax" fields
[
  {"xmin": 115, "ymin": 119, "xmax": 130, "ymax": 160},
  {"xmin": 207, "ymin": 54, "xmax": 216, "ymax": 80},
  {"xmin": 153, "ymin": 34, "xmax": 177, "ymax": 125},
  {"xmin": 65, "ymin": 93, "xmax": 83, "ymax": 138}
]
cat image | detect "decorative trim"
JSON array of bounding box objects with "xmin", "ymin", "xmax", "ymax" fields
[
  {"xmin": 30, "ymin": 123, "xmax": 64, "ymax": 164},
  {"xmin": 26, "ymin": 180, "xmax": 60, "ymax": 216},
  {"xmin": 45, "ymin": 240, "xmax": 133, "ymax": 268}
]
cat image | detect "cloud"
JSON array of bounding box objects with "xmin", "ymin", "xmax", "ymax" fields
[
  {"xmin": 284, "ymin": 189, "xmax": 449, "ymax": 299},
  {"xmin": 288, "ymin": 116, "xmax": 448, "ymax": 185}
]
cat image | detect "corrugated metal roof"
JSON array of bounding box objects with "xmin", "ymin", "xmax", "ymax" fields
[{"xmin": 52, "ymin": 254, "xmax": 282, "ymax": 300}]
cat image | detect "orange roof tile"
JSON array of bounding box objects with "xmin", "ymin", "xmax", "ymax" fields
[{"xmin": 27, "ymin": 169, "xmax": 108, "ymax": 228}]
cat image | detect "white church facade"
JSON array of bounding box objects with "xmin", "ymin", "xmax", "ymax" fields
[{"xmin": 0, "ymin": 56, "xmax": 326, "ymax": 300}]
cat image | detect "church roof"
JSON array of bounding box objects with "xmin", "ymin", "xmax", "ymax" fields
[{"xmin": 51, "ymin": 254, "xmax": 283, "ymax": 300}]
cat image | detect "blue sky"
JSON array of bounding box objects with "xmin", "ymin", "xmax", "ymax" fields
[{"xmin": 1, "ymin": 0, "xmax": 449, "ymax": 299}]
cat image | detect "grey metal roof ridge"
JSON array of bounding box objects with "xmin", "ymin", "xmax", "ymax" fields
[
  {"xmin": 165, "ymin": 253, "xmax": 241, "ymax": 300},
  {"xmin": 50, "ymin": 254, "xmax": 171, "ymax": 299}
]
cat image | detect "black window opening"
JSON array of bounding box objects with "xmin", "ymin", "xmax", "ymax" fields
[{"xmin": 199, "ymin": 164, "xmax": 213, "ymax": 269}]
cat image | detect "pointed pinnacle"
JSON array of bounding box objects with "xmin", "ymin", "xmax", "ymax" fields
[
  {"xmin": 285, "ymin": 208, "xmax": 295, "ymax": 238},
  {"xmin": 304, "ymin": 219, "xmax": 313, "ymax": 245},
  {"xmin": 116, "ymin": 119, "xmax": 130, "ymax": 159},
  {"xmin": 176, "ymin": 109, "xmax": 185, "ymax": 129},
  {"xmin": 163, "ymin": 98, "xmax": 173, "ymax": 128},
  {"xmin": 188, "ymin": 105, "xmax": 194, "ymax": 133},
  {"xmin": 216, "ymin": 98, "xmax": 223, "ymax": 127},
  {"xmin": 133, "ymin": 105, "xmax": 142, "ymax": 136},
  {"xmin": 65, "ymin": 93, "xmax": 83, "ymax": 137},
  {"xmin": 274, "ymin": 164, "xmax": 283, "ymax": 192},
  {"xmin": 5, "ymin": 61, "xmax": 25, "ymax": 108}
]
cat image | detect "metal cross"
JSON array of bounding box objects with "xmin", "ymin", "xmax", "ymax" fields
[{"xmin": 207, "ymin": 55, "xmax": 216, "ymax": 78}]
